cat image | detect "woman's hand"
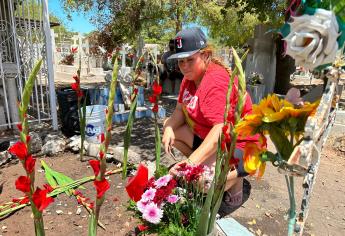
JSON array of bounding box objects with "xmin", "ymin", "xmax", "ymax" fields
[
  {"xmin": 162, "ymin": 126, "xmax": 175, "ymax": 155},
  {"xmin": 169, "ymin": 159, "xmax": 189, "ymax": 176}
]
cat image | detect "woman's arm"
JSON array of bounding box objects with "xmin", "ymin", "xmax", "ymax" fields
[
  {"xmin": 188, "ymin": 123, "xmax": 223, "ymax": 164},
  {"xmin": 162, "ymin": 103, "xmax": 185, "ymax": 153},
  {"xmin": 163, "ymin": 102, "xmax": 185, "ymax": 131}
]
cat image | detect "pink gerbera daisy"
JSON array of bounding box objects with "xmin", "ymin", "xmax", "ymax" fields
[
  {"xmin": 137, "ymin": 199, "xmax": 149, "ymax": 213},
  {"xmin": 142, "ymin": 202, "xmax": 163, "ymax": 224},
  {"xmin": 166, "ymin": 194, "xmax": 179, "ymax": 204},
  {"xmin": 141, "ymin": 188, "xmax": 156, "ymax": 202},
  {"xmin": 154, "ymin": 174, "xmax": 172, "ymax": 188}
]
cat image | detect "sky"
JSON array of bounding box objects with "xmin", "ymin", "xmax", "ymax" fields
[{"xmin": 48, "ymin": 0, "xmax": 96, "ymax": 34}]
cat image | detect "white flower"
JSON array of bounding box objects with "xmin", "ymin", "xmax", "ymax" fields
[{"xmin": 284, "ymin": 9, "xmax": 339, "ymax": 70}]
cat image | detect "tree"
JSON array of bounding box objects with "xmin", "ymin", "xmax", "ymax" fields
[{"xmin": 198, "ymin": 2, "xmax": 260, "ymax": 47}]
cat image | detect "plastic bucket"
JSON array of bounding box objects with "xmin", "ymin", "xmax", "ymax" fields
[{"xmin": 85, "ymin": 105, "xmax": 107, "ymax": 143}]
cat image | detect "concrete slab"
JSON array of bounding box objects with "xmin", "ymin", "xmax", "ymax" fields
[{"xmin": 216, "ymin": 217, "xmax": 254, "ymax": 236}]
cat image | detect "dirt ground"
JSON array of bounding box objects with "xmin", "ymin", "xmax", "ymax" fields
[{"xmin": 1, "ymin": 97, "xmax": 345, "ymax": 236}]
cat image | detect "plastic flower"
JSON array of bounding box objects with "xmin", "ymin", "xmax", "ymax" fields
[
  {"xmin": 32, "ymin": 187, "xmax": 54, "ymax": 212},
  {"xmin": 94, "ymin": 179, "xmax": 110, "ymax": 199},
  {"xmin": 8, "ymin": 141, "xmax": 28, "ymax": 160},
  {"xmin": 284, "ymin": 9, "xmax": 339, "ymax": 70},
  {"xmin": 142, "ymin": 202, "xmax": 163, "ymax": 224},
  {"xmin": 154, "ymin": 175, "xmax": 172, "ymax": 188},
  {"xmin": 126, "ymin": 164, "xmax": 149, "ymax": 202},
  {"xmin": 15, "ymin": 176, "xmax": 31, "ymax": 193},
  {"xmin": 166, "ymin": 194, "xmax": 179, "ymax": 204},
  {"xmin": 89, "ymin": 159, "xmax": 100, "ymax": 177},
  {"xmin": 24, "ymin": 155, "xmax": 36, "ymax": 173},
  {"xmin": 243, "ymin": 143, "xmax": 266, "ymax": 178},
  {"xmin": 141, "ymin": 188, "xmax": 156, "ymax": 202}
]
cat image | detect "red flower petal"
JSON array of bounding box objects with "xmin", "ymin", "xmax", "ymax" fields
[
  {"xmin": 15, "ymin": 176, "xmax": 31, "ymax": 193},
  {"xmin": 71, "ymin": 83, "xmax": 78, "ymax": 91},
  {"xmin": 24, "ymin": 155, "xmax": 36, "ymax": 173},
  {"xmin": 32, "ymin": 187, "xmax": 54, "ymax": 212},
  {"xmin": 99, "ymin": 133, "xmax": 105, "ymax": 143},
  {"xmin": 152, "ymin": 81, "xmax": 162, "ymax": 95},
  {"xmin": 26, "ymin": 135, "xmax": 31, "ymax": 144},
  {"xmin": 148, "ymin": 95, "xmax": 156, "ymax": 104},
  {"xmin": 99, "ymin": 151, "xmax": 104, "ymax": 159},
  {"xmin": 133, "ymin": 88, "xmax": 138, "ymax": 95},
  {"xmin": 94, "ymin": 179, "xmax": 110, "ymax": 199},
  {"xmin": 8, "ymin": 142, "xmax": 28, "ymax": 160},
  {"xmin": 43, "ymin": 184, "xmax": 54, "ymax": 193},
  {"xmin": 89, "ymin": 159, "xmax": 100, "ymax": 176},
  {"xmin": 125, "ymin": 164, "xmax": 148, "ymax": 202},
  {"xmin": 16, "ymin": 123, "xmax": 22, "ymax": 132},
  {"xmin": 137, "ymin": 224, "xmax": 149, "ymax": 232},
  {"xmin": 152, "ymin": 104, "xmax": 159, "ymax": 113},
  {"xmin": 77, "ymin": 90, "xmax": 84, "ymax": 98},
  {"xmin": 229, "ymin": 157, "xmax": 239, "ymax": 166}
]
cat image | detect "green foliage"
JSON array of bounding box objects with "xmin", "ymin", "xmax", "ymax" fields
[
  {"xmin": 160, "ymin": 223, "xmax": 195, "ymax": 236},
  {"xmin": 198, "ymin": 2, "xmax": 260, "ymax": 46},
  {"xmin": 224, "ymin": 0, "xmax": 286, "ymax": 25}
]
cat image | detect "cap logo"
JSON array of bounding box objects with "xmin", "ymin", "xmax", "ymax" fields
[{"xmin": 176, "ymin": 36, "xmax": 182, "ymax": 49}]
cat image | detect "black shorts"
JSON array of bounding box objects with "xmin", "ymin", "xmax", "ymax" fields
[{"xmin": 192, "ymin": 134, "xmax": 203, "ymax": 151}]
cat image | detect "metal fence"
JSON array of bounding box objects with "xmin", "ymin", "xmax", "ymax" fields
[{"xmin": 0, "ymin": 0, "xmax": 57, "ymax": 130}]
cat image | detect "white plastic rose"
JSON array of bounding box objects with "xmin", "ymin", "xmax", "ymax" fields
[{"xmin": 284, "ymin": 9, "xmax": 340, "ymax": 70}]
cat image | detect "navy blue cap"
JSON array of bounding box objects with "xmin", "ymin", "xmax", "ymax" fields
[{"xmin": 168, "ymin": 27, "xmax": 207, "ymax": 60}]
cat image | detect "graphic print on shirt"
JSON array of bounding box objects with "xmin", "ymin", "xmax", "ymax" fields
[{"xmin": 182, "ymin": 89, "xmax": 198, "ymax": 110}]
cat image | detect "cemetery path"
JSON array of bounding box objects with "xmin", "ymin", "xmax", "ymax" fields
[{"xmin": 0, "ymin": 97, "xmax": 344, "ymax": 235}]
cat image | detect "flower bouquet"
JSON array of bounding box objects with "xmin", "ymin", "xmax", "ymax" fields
[
  {"xmin": 236, "ymin": 94, "xmax": 319, "ymax": 235},
  {"xmin": 126, "ymin": 163, "xmax": 213, "ymax": 235}
]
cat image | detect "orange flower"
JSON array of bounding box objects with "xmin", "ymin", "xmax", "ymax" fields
[{"xmin": 243, "ymin": 142, "xmax": 266, "ymax": 178}]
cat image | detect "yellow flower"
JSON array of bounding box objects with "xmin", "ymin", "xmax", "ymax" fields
[
  {"xmin": 243, "ymin": 142, "xmax": 266, "ymax": 178},
  {"xmin": 235, "ymin": 114, "xmax": 262, "ymax": 137}
]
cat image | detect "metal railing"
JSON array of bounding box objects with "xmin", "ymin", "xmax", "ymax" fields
[{"xmin": 0, "ymin": 0, "xmax": 57, "ymax": 130}]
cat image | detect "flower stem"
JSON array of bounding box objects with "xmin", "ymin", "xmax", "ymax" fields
[{"xmin": 286, "ymin": 176, "xmax": 296, "ymax": 236}]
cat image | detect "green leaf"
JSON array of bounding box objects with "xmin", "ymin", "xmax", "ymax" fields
[
  {"xmin": 41, "ymin": 160, "xmax": 85, "ymax": 196},
  {"xmin": 268, "ymin": 126, "xmax": 294, "ymax": 161},
  {"xmin": 154, "ymin": 117, "xmax": 161, "ymax": 173},
  {"xmin": 88, "ymin": 213, "xmax": 97, "ymax": 236},
  {"xmin": 20, "ymin": 59, "xmax": 42, "ymax": 119},
  {"xmin": 122, "ymin": 94, "xmax": 138, "ymax": 179}
]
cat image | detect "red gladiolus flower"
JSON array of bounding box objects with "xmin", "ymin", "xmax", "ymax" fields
[
  {"xmin": 94, "ymin": 179, "xmax": 110, "ymax": 199},
  {"xmin": 99, "ymin": 133, "xmax": 105, "ymax": 143},
  {"xmin": 152, "ymin": 81, "xmax": 162, "ymax": 95},
  {"xmin": 17, "ymin": 123, "xmax": 22, "ymax": 131},
  {"xmin": 24, "ymin": 155, "xmax": 36, "ymax": 173},
  {"xmin": 8, "ymin": 142, "xmax": 28, "ymax": 160},
  {"xmin": 12, "ymin": 196, "xmax": 30, "ymax": 205},
  {"xmin": 99, "ymin": 151, "xmax": 104, "ymax": 159},
  {"xmin": 26, "ymin": 135, "xmax": 31, "ymax": 144},
  {"xmin": 32, "ymin": 187, "xmax": 54, "ymax": 212},
  {"xmin": 125, "ymin": 164, "xmax": 148, "ymax": 202},
  {"xmin": 77, "ymin": 90, "xmax": 83, "ymax": 98},
  {"xmin": 137, "ymin": 224, "xmax": 149, "ymax": 232},
  {"xmin": 73, "ymin": 75, "xmax": 80, "ymax": 84},
  {"xmin": 71, "ymin": 83, "xmax": 78, "ymax": 91},
  {"xmin": 229, "ymin": 157, "xmax": 239, "ymax": 166},
  {"xmin": 89, "ymin": 159, "xmax": 100, "ymax": 176},
  {"xmin": 221, "ymin": 141, "xmax": 227, "ymax": 151},
  {"xmin": 152, "ymin": 104, "xmax": 159, "ymax": 113},
  {"xmin": 43, "ymin": 184, "xmax": 54, "ymax": 193},
  {"xmin": 148, "ymin": 95, "xmax": 156, "ymax": 104},
  {"xmin": 15, "ymin": 176, "xmax": 31, "ymax": 193},
  {"xmin": 89, "ymin": 202, "xmax": 94, "ymax": 209},
  {"xmin": 71, "ymin": 47, "xmax": 78, "ymax": 53},
  {"xmin": 133, "ymin": 88, "xmax": 138, "ymax": 95}
]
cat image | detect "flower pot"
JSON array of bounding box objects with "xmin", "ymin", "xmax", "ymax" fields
[{"xmin": 207, "ymin": 225, "xmax": 219, "ymax": 236}]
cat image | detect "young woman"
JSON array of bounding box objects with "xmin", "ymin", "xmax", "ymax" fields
[{"xmin": 162, "ymin": 27, "xmax": 259, "ymax": 207}]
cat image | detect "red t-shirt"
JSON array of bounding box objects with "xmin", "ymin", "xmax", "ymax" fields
[{"xmin": 178, "ymin": 62, "xmax": 258, "ymax": 149}]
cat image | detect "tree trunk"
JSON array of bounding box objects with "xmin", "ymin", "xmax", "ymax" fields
[{"xmin": 274, "ymin": 36, "xmax": 295, "ymax": 94}]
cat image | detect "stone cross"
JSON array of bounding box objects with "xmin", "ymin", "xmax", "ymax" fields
[
  {"xmin": 71, "ymin": 34, "xmax": 79, "ymax": 48},
  {"xmin": 120, "ymin": 45, "xmax": 127, "ymax": 68}
]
